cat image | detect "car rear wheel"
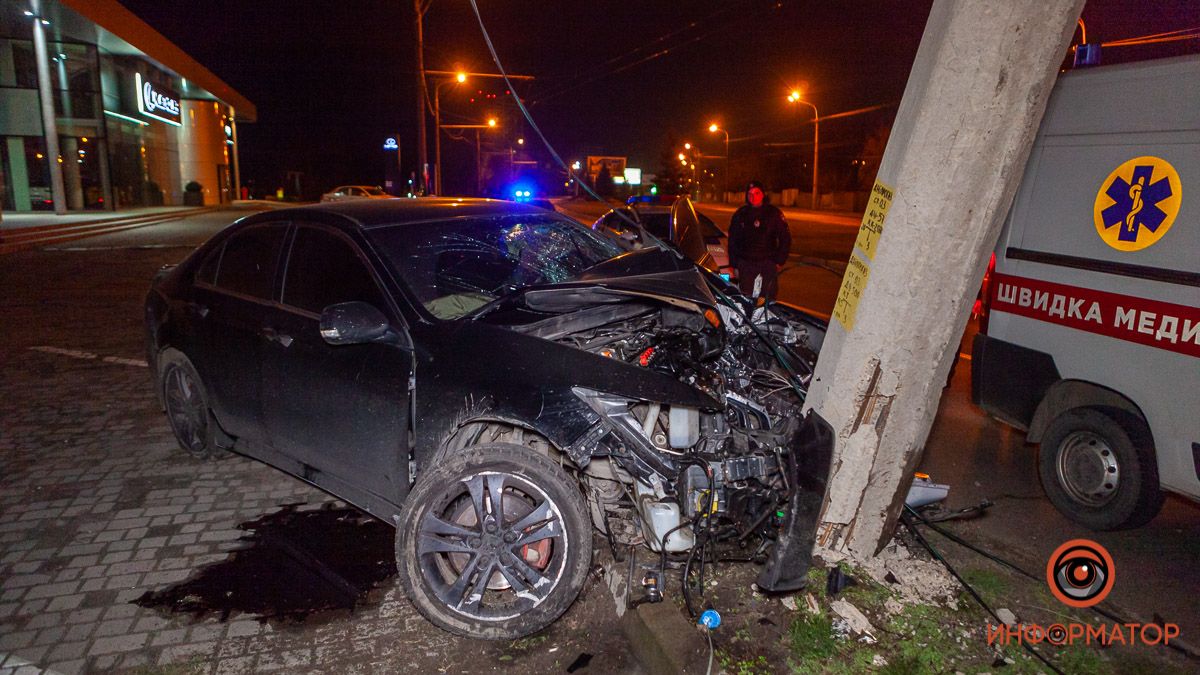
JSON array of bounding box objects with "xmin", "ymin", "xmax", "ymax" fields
[
  {"xmin": 1038, "ymin": 408, "xmax": 1163, "ymax": 530},
  {"xmin": 395, "ymin": 443, "xmax": 591, "ymax": 639},
  {"xmin": 158, "ymin": 350, "xmax": 224, "ymax": 460}
]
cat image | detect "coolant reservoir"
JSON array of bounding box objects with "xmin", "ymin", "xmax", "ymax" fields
[
  {"xmin": 645, "ymin": 501, "xmax": 694, "ymax": 552},
  {"xmin": 668, "ymin": 406, "xmax": 700, "ymax": 448},
  {"xmin": 634, "ymin": 480, "xmax": 695, "ymax": 552}
]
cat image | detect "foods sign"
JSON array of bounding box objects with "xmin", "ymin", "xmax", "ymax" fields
[{"xmin": 136, "ymin": 73, "xmax": 182, "ymax": 127}]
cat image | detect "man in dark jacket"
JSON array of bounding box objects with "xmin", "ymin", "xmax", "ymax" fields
[{"xmin": 728, "ymin": 181, "xmax": 791, "ymax": 300}]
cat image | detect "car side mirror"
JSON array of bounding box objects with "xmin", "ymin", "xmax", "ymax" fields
[{"xmin": 319, "ymin": 301, "xmax": 412, "ymax": 350}]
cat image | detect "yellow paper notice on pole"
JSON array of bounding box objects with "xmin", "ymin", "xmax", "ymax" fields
[
  {"xmin": 854, "ymin": 179, "xmax": 894, "ymax": 260},
  {"xmin": 833, "ymin": 254, "xmax": 871, "ymax": 331}
]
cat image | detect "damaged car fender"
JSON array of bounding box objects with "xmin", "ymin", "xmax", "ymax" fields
[{"xmin": 408, "ymin": 318, "xmax": 719, "ymax": 471}]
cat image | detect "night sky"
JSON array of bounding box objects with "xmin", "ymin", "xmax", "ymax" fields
[{"xmin": 116, "ymin": 0, "xmax": 1197, "ymax": 196}]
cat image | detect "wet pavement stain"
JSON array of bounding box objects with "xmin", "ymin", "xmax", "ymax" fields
[{"xmin": 135, "ymin": 503, "xmax": 397, "ymax": 623}]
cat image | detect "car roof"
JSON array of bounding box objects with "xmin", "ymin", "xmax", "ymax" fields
[{"xmin": 259, "ymin": 197, "xmax": 556, "ymax": 229}]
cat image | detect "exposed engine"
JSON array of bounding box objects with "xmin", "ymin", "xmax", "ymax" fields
[{"xmin": 519, "ymin": 295, "xmax": 825, "ymax": 608}]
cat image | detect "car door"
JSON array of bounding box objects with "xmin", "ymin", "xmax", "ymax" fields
[
  {"xmin": 259, "ymin": 222, "xmax": 412, "ymax": 503},
  {"xmin": 669, "ymin": 198, "xmax": 718, "ymax": 272},
  {"xmin": 186, "ymin": 222, "xmax": 289, "ymax": 439}
]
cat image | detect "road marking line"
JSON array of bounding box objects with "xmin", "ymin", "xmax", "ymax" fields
[{"xmin": 29, "ymin": 346, "xmax": 147, "ymax": 367}]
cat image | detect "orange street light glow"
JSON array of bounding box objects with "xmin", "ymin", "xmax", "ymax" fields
[
  {"xmin": 708, "ymin": 123, "xmax": 719, "ymax": 132},
  {"xmin": 678, "ymin": 153, "xmax": 686, "ymax": 161},
  {"xmin": 487, "ymin": 118, "xmax": 497, "ymax": 127},
  {"xmin": 456, "ymin": 72, "xmax": 467, "ymax": 83},
  {"xmin": 684, "ymin": 142, "xmax": 692, "ymax": 150}
]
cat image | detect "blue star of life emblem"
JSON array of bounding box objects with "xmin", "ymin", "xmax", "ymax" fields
[{"xmin": 1100, "ymin": 165, "xmax": 1173, "ymax": 243}]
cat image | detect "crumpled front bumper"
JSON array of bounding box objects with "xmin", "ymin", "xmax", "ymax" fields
[{"xmin": 756, "ymin": 410, "xmax": 835, "ymax": 592}]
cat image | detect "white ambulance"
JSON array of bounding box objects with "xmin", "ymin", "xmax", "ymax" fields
[{"xmin": 972, "ymin": 55, "xmax": 1199, "ymax": 530}]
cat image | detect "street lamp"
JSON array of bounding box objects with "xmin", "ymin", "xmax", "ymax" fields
[
  {"xmin": 433, "ymin": 71, "xmax": 468, "ymax": 194},
  {"xmin": 441, "ymin": 118, "xmax": 500, "ymax": 196},
  {"xmin": 708, "ymin": 122, "xmax": 729, "ymax": 200},
  {"xmin": 787, "ymin": 90, "xmax": 820, "ymax": 209},
  {"xmin": 428, "ymin": 69, "xmax": 533, "ymax": 195}
]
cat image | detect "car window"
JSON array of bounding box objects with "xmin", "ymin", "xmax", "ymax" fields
[
  {"xmin": 195, "ymin": 244, "xmax": 222, "ymax": 286},
  {"xmin": 213, "ymin": 225, "xmax": 287, "ymax": 299},
  {"xmin": 364, "ymin": 187, "xmax": 387, "ymax": 196},
  {"xmin": 369, "ymin": 214, "xmax": 622, "ymax": 320},
  {"xmin": 641, "ymin": 214, "xmax": 671, "ymax": 240},
  {"xmin": 282, "ymin": 226, "xmax": 385, "ymax": 315},
  {"xmin": 699, "ymin": 213, "xmax": 725, "ymax": 240}
]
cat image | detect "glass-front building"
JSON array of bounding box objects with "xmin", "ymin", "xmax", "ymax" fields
[{"xmin": 0, "ymin": 0, "xmax": 254, "ymax": 212}]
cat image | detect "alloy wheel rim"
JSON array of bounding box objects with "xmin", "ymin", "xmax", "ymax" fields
[
  {"xmin": 1056, "ymin": 430, "xmax": 1120, "ymax": 507},
  {"xmin": 164, "ymin": 366, "xmax": 206, "ymax": 452},
  {"xmin": 415, "ymin": 471, "xmax": 567, "ymax": 621}
]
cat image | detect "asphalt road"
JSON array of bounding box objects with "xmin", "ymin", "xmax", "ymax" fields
[{"xmin": 3, "ymin": 204, "xmax": 1198, "ymax": 668}]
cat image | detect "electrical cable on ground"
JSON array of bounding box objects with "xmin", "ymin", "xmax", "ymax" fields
[
  {"xmin": 704, "ymin": 628, "xmax": 715, "ymax": 675},
  {"xmin": 906, "ymin": 506, "xmax": 1200, "ymax": 662},
  {"xmin": 900, "ymin": 506, "xmax": 1066, "ymax": 675}
]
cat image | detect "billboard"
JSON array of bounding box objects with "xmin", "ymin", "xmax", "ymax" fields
[{"xmin": 586, "ymin": 156, "xmax": 626, "ymax": 181}]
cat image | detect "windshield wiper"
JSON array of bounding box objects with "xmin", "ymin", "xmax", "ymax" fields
[{"xmin": 464, "ymin": 285, "xmax": 532, "ymax": 321}]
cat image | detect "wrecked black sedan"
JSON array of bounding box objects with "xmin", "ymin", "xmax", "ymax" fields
[{"xmin": 145, "ymin": 198, "xmax": 831, "ymax": 639}]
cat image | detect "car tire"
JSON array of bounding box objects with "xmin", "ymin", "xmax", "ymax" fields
[
  {"xmin": 157, "ymin": 349, "xmax": 225, "ymax": 460},
  {"xmin": 395, "ymin": 442, "xmax": 591, "ymax": 639},
  {"xmin": 1038, "ymin": 408, "xmax": 1164, "ymax": 530}
]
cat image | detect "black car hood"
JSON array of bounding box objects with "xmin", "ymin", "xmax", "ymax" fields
[{"xmin": 521, "ymin": 248, "xmax": 718, "ymax": 313}]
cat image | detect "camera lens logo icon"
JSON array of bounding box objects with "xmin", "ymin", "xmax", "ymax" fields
[{"xmin": 1046, "ymin": 539, "xmax": 1115, "ymax": 608}]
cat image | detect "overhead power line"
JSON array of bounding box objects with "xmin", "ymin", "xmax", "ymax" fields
[{"xmin": 529, "ymin": 0, "xmax": 775, "ymax": 105}]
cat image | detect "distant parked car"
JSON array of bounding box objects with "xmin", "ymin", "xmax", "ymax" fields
[
  {"xmin": 593, "ymin": 195, "xmax": 732, "ymax": 279},
  {"xmin": 320, "ymin": 185, "xmax": 392, "ymax": 202}
]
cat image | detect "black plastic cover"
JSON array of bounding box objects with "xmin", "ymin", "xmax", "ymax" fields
[{"xmin": 756, "ymin": 410, "xmax": 834, "ymax": 593}]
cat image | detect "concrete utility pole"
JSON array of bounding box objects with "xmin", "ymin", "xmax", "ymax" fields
[
  {"xmin": 806, "ymin": 0, "xmax": 1085, "ymax": 557},
  {"xmin": 413, "ymin": 0, "xmax": 429, "ymax": 194}
]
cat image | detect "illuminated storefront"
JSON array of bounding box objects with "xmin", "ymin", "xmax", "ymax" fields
[{"xmin": 0, "ymin": 0, "xmax": 254, "ymax": 212}]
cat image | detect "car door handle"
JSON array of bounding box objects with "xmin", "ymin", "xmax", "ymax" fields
[
  {"xmin": 187, "ymin": 302, "xmax": 209, "ymax": 318},
  {"xmin": 261, "ymin": 327, "xmax": 293, "ymax": 348}
]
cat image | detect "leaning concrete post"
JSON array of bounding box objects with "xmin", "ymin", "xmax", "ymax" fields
[{"xmin": 805, "ymin": 0, "xmax": 1085, "ymax": 557}]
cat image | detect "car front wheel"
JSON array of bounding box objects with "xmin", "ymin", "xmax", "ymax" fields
[
  {"xmin": 1038, "ymin": 408, "xmax": 1163, "ymax": 530},
  {"xmin": 395, "ymin": 443, "xmax": 591, "ymax": 639}
]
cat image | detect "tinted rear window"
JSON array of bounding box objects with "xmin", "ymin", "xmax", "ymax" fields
[{"xmin": 214, "ymin": 225, "xmax": 287, "ymax": 300}]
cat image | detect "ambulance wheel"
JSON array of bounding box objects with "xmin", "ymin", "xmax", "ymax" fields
[{"xmin": 1038, "ymin": 408, "xmax": 1164, "ymax": 530}]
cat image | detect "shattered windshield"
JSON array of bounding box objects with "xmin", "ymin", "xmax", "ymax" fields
[{"xmin": 369, "ymin": 214, "xmax": 623, "ymax": 319}]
